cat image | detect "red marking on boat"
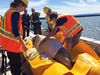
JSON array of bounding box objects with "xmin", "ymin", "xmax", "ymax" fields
[
  {"xmin": 98, "ymin": 45, "xmax": 100, "ymax": 47},
  {"xmin": 63, "ymin": 72, "xmax": 74, "ymax": 75}
]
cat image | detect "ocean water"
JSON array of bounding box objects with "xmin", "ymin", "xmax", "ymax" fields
[{"xmin": 40, "ymin": 16, "xmax": 100, "ymax": 41}]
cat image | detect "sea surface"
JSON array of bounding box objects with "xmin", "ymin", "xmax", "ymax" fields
[{"xmin": 40, "ymin": 16, "xmax": 100, "ymax": 41}]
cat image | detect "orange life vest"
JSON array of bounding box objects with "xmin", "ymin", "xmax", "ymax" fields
[
  {"xmin": 0, "ymin": 17, "xmax": 2, "ymax": 45},
  {"xmin": 0, "ymin": 8, "xmax": 23, "ymax": 53},
  {"xmin": 58, "ymin": 14, "xmax": 83, "ymax": 37}
]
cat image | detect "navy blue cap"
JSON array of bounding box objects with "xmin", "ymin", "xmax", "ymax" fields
[{"xmin": 50, "ymin": 13, "xmax": 58, "ymax": 21}]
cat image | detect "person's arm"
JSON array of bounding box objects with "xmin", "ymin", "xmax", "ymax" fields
[
  {"xmin": 16, "ymin": 36, "xmax": 28, "ymax": 52},
  {"xmin": 29, "ymin": 14, "xmax": 31, "ymax": 21},
  {"xmin": 38, "ymin": 26, "xmax": 59, "ymax": 47},
  {"xmin": 31, "ymin": 15, "xmax": 33, "ymax": 22},
  {"xmin": 11, "ymin": 12, "xmax": 28, "ymax": 51},
  {"xmin": 49, "ymin": 23, "xmax": 53, "ymax": 30},
  {"xmin": 28, "ymin": 14, "xmax": 30, "ymax": 24},
  {"xmin": 11, "ymin": 12, "xmax": 20, "ymax": 37},
  {"xmin": 35, "ymin": 12, "xmax": 40, "ymax": 16},
  {"xmin": 45, "ymin": 15, "xmax": 54, "ymax": 30},
  {"xmin": 61, "ymin": 36, "xmax": 68, "ymax": 45},
  {"xmin": 21, "ymin": 14, "xmax": 23, "ymax": 21},
  {"xmin": 45, "ymin": 15, "xmax": 52, "ymax": 24}
]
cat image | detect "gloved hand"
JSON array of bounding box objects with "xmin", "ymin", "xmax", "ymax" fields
[{"xmin": 25, "ymin": 47, "xmax": 39, "ymax": 60}]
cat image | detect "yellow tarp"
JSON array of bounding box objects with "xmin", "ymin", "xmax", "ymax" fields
[
  {"xmin": 23, "ymin": 39, "xmax": 100, "ymax": 75},
  {"xmin": 71, "ymin": 53, "xmax": 99, "ymax": 75},
  {"xmin": 42, "ymin": 62, "xmax": 69, "ymax": 75},
  {"xmin": 72, "ymin": 40, "xmax": 100, "ymax": 60}
]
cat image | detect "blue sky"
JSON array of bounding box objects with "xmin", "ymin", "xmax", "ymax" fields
[{"xmin": 0, "ymin": 0, "xmax": 100, "ymax": 17}]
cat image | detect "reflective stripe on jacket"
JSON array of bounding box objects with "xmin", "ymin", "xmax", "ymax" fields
[
  {"xmin": 0, "ymin": 8, "xmax": 23, "ymax": 53},
  {"xmin": 45, "ymin": 11, "xmax": 57, "ymax": 29},
  {"xmin": 58, "ymin": 14, "xmax": 83, "ymax": 37}
]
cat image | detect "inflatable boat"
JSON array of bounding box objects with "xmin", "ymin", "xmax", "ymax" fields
[{"xmin": 23, "ymin": 31, "xmax": 100, "ymax": 75}]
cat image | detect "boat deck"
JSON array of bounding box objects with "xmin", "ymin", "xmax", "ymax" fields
[{"xmin": 0, "ymin": 49, "xmax": 33, "ymax": 75}]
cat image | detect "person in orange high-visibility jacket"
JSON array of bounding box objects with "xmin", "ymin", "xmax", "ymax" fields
[
  {"xmin": 43, "ymin": 6, "xmax": 59, "ymax": 32},
  {"xmin": 0, "ymin": 0, "xmax": 29, "ymax": 75},
  {"xmin": 0, "ymin": 15, "xmax": 2, "ymax": 45},
  {"xmin": 39, "ymin": 13, "xmax": 83, "ymax": 49}
]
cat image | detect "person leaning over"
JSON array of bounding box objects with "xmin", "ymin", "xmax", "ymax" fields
[
  {"xmin": 43, "ymin": 6, "xmax": 59, "ymax": 32},
  {"xmin": 22, "ymin": 9, "xmax": 30, "ymax": 39},
  {"xmin": 39, "ymin": 13, "xmax": 83, "ymax": 49},
  {"xmin": 0, "ymin": 0, "xmax": 29, "ymax": 75},
  {"xmin": 31, "ymin": 8, "xmax": 42, "ymax": 35}
]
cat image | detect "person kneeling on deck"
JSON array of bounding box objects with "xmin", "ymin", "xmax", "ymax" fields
[
  {"xmin": 39, "ymin": 13, "xmax": 83, "ymax": 49},
  {"xmin": 25, "ymin": 35, "xmax": 72, "ymax": 69}
]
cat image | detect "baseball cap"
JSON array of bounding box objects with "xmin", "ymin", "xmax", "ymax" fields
[{"xmin": 50, "ymin": 13, "xmax": 58, "ymax": 21}]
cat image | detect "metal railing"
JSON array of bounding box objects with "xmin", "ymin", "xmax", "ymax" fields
[{"xmin": 40, "ymin": 13, "xmax": 100, "ymax": 19}]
